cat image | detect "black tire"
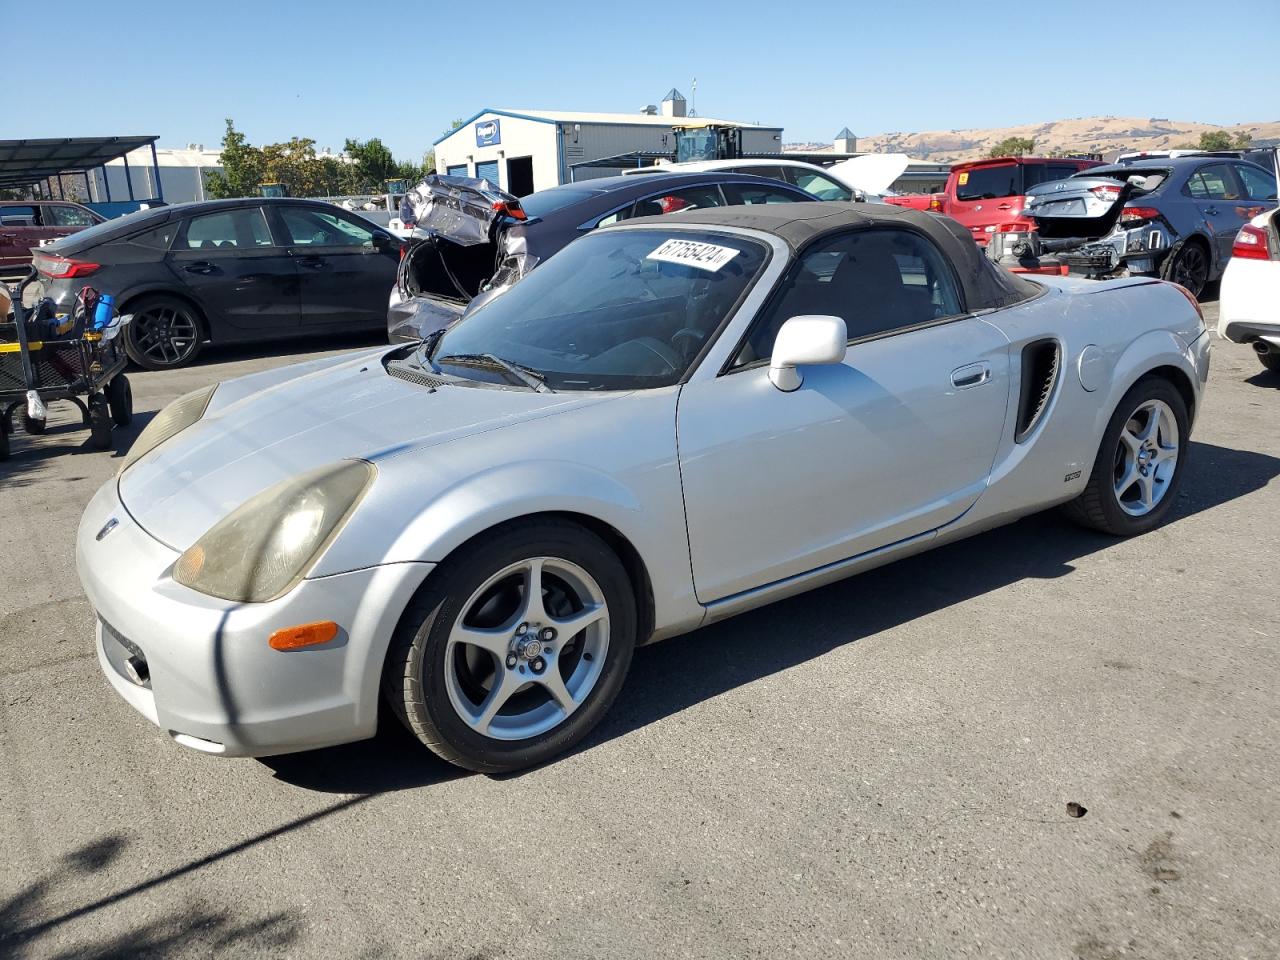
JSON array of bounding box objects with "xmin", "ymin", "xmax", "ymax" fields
[
  {"xmin": 1159, "ymin": 238, "xmax": 1210, "ymax": 299},
  {"xmin": 0, "ymin": 421, "xmax": 8, "ymax": 461},
  {"xmin": 1258, "ymin": 350, "xmax": 1280, "ymax": 373},
  {"xmin": 21, "ymin": 413, "xmax": 46, "ymax": 435},
  {"xmin": 107, "ymin": 374, "xmax": 133, "ymax": 426},
  {"xmin": 383, "ymin": 519, "xmax": 637, "ymax": 773},
  {"xmin": 123, "ymin": 295, "xmax": 205, "ymax": 370},
  {"xmin": 1063, "ymin": 375, "xmax": 1190, "ymax": 536},
  {"xmin": 88, "ymin": 394, "xmax": 113, "ymax": 450}
]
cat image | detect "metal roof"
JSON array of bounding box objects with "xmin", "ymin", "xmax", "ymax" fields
[
  {"xmin": 0, "ymin": 136, "xmax": 159, "ymax": 188},
  {"xmin": 663, "ymin": 88, "xmax": 686, "ymax": 102},
  {"xmin": 434, "ymin": 109, "xmax": 781, "ymax": 145},
  {"xmin": 835, "ymin": 127, "xmax": 855, "ymax": 139}
]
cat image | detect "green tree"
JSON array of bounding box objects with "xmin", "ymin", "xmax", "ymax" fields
[
  {"xmin": 204, "ymin": 119, "xmax": 264, "ymax": 199},
  {"xmin": 988, "ymin": 136, "xmax": 1035, "ymax": 158},
  {"xmin": 342, "ymin": 137, "xmax": 397, "ymax": 193},
  {"xmin": 1175, "ymin": 130, "xmax": 1253, "ymax": 152}
]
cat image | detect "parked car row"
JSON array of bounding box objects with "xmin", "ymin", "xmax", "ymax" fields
[{"xmin": 0, "ymin": 199, "xmax": 103, "ymax": 279}]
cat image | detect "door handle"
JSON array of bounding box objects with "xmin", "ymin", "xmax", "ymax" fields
[
  {"xmin": 997, "ymin": 202, "xmax": 1012, "ymax": 210},
  {"xmin": 951, "ymin": 362, "xmax": 991, "ymax": 389},
  {"xmin": 295, "ymin": 256, "xmax": 324, "ymax": 268},
  {"xmin": 1202, "ymin": 206, "xmax": 1219, "ymax": 216},
  {"xmin": 183, "ymin": 262, "xmax": 216, "ymax": 275}
]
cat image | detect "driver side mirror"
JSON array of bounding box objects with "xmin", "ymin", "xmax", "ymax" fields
[
  {"xmin": 371, "ymin": 232, "xmax": 393, "ymax": 251},
  {"xmin": 769, "ymin": 315, "xmax": 847, "ymax": 392}
]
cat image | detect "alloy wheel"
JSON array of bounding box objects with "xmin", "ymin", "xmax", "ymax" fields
[
  {"xmin": 443, "ymin": 556, "xmax": 610, "ymax": 741},
  {"xmin": 131, "ymin": 305, "xmax": 199, "ymax": 366},
  {"xmin": 1170, "ymin": 245, "xmax": 1207, "ymax": 296},
  {"xmin": 1112, "ymin": 399, "xmax": 1179, "ymax": 517}
]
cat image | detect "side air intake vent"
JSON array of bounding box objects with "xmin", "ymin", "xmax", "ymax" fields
[{"xmin": 1015, "ymin": 339, "xmax": 1060, "ymax": 443}]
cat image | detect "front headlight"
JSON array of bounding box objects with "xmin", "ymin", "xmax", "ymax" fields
[
  {"xmin": 120, "ymin": 384, "xmax": 216, "ymax": 473},
  {"xmin": 173, "ymin": 460, "xmax": 375, "ymax": 603}
]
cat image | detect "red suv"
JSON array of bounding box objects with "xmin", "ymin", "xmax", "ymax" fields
[
  {"xmin": 888, "ymin": 156, "xmax": 1102, "ymax": 246},
  {"xmin": 0, "ymin": 200, "xmax": 104, "ymax": 278}
]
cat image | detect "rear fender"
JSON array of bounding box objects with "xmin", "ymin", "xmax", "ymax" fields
[{"xmin": 1096, "ymin": 327, "xmax": 1201, "ymax": 440}]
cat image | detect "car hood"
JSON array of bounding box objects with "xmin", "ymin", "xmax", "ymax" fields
[{"xmin": 119, "ymin": 351, "xmax": 612, "ymax": 550}]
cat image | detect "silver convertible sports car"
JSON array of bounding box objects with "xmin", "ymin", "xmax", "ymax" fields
[{"xmin": 77, "ymin": 204, "xmax": 1211, "ymax": 772}]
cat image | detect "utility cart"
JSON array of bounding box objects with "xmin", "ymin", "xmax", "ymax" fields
[{"xmin": 0, "ymin": 270, "xmax": 132, "ymax": 461}]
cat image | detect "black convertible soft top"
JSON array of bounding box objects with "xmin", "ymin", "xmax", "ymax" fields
[{"xmin": 622, "ymin": 202, "xmax": 1040, "ymax": 312}]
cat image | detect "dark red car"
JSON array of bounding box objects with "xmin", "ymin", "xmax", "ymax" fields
[{"xmin": 0, "ymin": 200, "xmax": 104, "ymax": 278}]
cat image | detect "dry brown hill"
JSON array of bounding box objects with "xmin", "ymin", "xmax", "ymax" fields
[{"xmin": 797, "ymin": 116, "xmax": 1280, "ymax": 162}]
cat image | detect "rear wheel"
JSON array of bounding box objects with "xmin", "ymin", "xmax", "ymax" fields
[
  {"xmin": 123, "ymin": 296, "xmax": 204, "ymax": 370},
  {"xmin": 383, "ymin": 519, "xmax": 636, "ymax": 773},
  {"xmin": 1160, "ymin": 239, "xmax": 1209, "ymax": 299},
  {"xmin": 1064, "ymin": 376, "xmax": 1189, "ymax": 536}
]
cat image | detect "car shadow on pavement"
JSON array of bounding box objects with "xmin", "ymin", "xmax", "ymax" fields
[
  {"xmin": 1245, "ymin": 367, "xmax": 1280, "ymax": 390},
  {"xmin": 0, "ymin": 411, "xmax": 156, "ymax": 489},
  {"xmin": 251, "ymin": 440, "xmax": 1277, "ymax": 792},
  {"xmin": 578, "ymin": 438, "xmax": 1280, "ymax": 759}
]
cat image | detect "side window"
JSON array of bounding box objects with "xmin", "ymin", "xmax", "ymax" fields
[
  {"xmin": 1026, "ymin": 164, "xmax": 1081, "ymax": 188},
  {"xmin": 786, "ymin": 168, "xmax": 853, "ymax": 201},
  {"xmin": 631, "ymin": 186, "xmax": 724, "ymax": 218},
  {"xmin": 46, "ymin": 204, "xmax": 97, "ymax": 227},
  {"xmin": 0, "ymin": 205, "xmax": 38, "ymax": 226},
  {"xmin": 733, "ymin": 229, "xmax": 962, "ymax": 367},
  {"xmin": 595, "ymin": 208, "xmax": 632, "ymax": 227},
  {"xmin": 180, "ymin": 208, "xmax": 273, "ymax": 249},
  {"xmin": 726, "ymin": 183, "xmax": 806, "ymax": 206},
  {"xmin": 1185, "ymin": 164, "xmax": 1239, "ymax": 200},
  {"xmin": 280, "ymin": 207, "xmax": 375, "ymax": 247},
  {"xmin": 730, "ymin": 165, "xmax": 787, "ymax": 182},
  {"xmin": 1236, "ymin": 164, "xmax": 1277, "ymax": 201},
  {"xmin": 128, "ymin": 223, "xmax": 178, "ymax": 251}
]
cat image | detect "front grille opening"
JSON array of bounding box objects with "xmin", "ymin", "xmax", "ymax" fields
[{"xmin": 1015, "ymin": 339, "xmax": 1060, "ymax": 443}]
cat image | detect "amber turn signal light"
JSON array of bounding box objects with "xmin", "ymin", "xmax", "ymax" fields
[{"xmin": 269, "ymin": 621, "xmax": 339, "ymax": 651}]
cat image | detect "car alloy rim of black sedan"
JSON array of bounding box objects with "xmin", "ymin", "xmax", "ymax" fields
[{"xmin": 131, "ymin": 306, "xmax": 199, "ymax": 366}]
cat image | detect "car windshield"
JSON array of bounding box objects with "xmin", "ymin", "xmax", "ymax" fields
[
  {"xmin": 422, "ymin": 228, "xmax": 770, "ymax": 391},
  {"xmin": 955, "ymin": 164, "xmax": 1021, "ymax": 201}
]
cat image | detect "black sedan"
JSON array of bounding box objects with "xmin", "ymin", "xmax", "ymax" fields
[
  {"xmin": 32, "ymin": 198, "xmax": 401, "ymax": 369},
  {"xmin": 389, "ymin": 171, "xmax": 813, "ymax": 342}
]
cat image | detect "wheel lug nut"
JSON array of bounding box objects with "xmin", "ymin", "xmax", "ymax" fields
[
  {"xmin": 531, "ymin": 657, "xmax": 546, "ymax": 674},
  {"xmin": 539, "ymin": 627, "xmax": 556, "ymax": 642},
  {"xmin": 505, "ymin": 654, "xmax": 518, "ymax": 669},
  {"xmin": 516, "ymin": 623, "xmax": 529, "ymax": 635}
]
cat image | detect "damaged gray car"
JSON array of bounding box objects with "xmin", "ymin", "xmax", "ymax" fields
[
  {"xmin": 992, "ymin": 155, "xmax": 1277, "ymax": 298},
  {"xmin": 386, "ymin": 171, "xmax": 813, "ymax": 342}
]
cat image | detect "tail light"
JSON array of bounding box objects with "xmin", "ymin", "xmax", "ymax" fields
[
  {"xmin": 32, "ymin": 252, "xmax": 100, "ymax": 278},
  {"xmin": 1119, "ymin": 206, "xmax": 1160, "ymax": 227},
  {"xmin": 1232, "ymin": 224, "xmax": 1273, "ymax": 261},
  {"xmin": 997, "ymin": 221, "xmax": 1036, "ymax": 233},
  {"xmin": 492, "ymin": 201, "xmax": 527, "ymax": 222},
  {"xmin": 927, "ymin": 195, "xmax": 943, "ymax": 212},
  {"xmin": 1089, "ymin": 185, "xmax": 1122, "ymax": 203}
]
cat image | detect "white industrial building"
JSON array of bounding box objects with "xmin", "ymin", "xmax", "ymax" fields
[{"xmin": 433, "ymin": 89, "xmax": 784, "ymax": 196}]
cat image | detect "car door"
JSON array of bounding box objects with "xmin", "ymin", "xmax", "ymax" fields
[
  {"xmin": 0, "ymin": 204, "xmax": 44, "ymax": 271},
  {"xmin": 169, "ymin": 206, "xmax": 301, "ymax": 335},
  {"xmin": 676, "ymin": 227, "xmax": 1011, "ymax": 603},
  {"xmin": 1183, "ymin": 163, "xmax": 1249, "ymax": 266},
  {"xmin": 1234, "ymin": 161, "xmax": 1278, "ymax": 217},
  {"xmin": 273, "ymin": 205, "xmax": 399, "ymax": 328}
]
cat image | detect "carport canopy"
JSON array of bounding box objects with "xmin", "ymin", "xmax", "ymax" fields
[{"xmin": 0, "ymin": 135, "xmax": 159, "ymax": 192}]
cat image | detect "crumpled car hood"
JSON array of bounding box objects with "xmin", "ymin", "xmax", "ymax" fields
[{"xmin": 119, "ymin": 352, "xmax": 608, "ymax": 550}]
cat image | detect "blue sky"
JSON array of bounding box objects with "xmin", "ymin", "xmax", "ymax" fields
[{"xmin": 14, "ymin": 0, "xmax": 1279, "ymax": 162}]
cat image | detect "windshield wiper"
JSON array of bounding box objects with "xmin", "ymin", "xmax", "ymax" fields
[{"xmin": 435, "ymin": 353, "xmax": 554, "ymax": 393}]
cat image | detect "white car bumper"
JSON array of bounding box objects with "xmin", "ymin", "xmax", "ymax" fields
[
  {"xmin": 1218, "ymin": 230, "xmax": 1280, "ymax": 346},
  {"xmin": 76, "ymin": 479, "xmax": 431, "ymax": 757}
]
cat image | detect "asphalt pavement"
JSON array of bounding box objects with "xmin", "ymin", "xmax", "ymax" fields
[{"xmin": 2, "ymin": 304, "xmax": 1279, "ymax": 959}]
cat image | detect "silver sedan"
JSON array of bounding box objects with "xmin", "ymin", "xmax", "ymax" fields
[{"xmin": 77, "ymin": 204, "xmax": 1211, "ymax": 772}]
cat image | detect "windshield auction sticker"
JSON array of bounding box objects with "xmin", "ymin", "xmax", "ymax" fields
[{"xmin": 646, "ymin": 238, "xmax": 740, "ymax": 272}]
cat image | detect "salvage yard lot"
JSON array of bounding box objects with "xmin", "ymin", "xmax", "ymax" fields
[{"xmin": 2, "ymin": 304, "xmax": 1279, "ymax": 959}]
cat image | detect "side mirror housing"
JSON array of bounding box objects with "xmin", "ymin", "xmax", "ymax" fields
[
  {"xmin": 769, "ymin": 315, "xmax": 847, "ymax": 392},
  {"xmin": 371, "ymin": 232, "xmax": 393, "ymax": 251}
]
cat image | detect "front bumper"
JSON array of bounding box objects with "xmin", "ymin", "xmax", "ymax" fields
[{"xmin": 77, "ymin": 479, "xmax": 432, "ymax": 757}]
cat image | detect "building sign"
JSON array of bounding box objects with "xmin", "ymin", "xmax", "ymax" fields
[{"xmin": 475, "ymin": 119, "xmax": 501, "ymax": 148}]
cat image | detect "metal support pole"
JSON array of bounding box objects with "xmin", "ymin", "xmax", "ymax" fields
[
  {"xmin": 84, "ymin": 171, "xmax": 92, "ymax": 201},
  {"xmin": 103, "ymin": 165, "xmax": 112, "ymax": 201},
  {"xmin": 150, "ymin": 142, "xmax": 164, "ymax": 202},
  {"xmin": 123, "ymin": 153, "xmax": 135, "ymax": 200}
]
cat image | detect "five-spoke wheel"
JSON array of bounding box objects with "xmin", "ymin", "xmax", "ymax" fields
[
  {"xmin": 384, "ymin": 519, "xmax": 636, "ymax": 773},
  {"xmin": 1065, "ymin": 375, "xmax": 1189, "ymax": 535}
]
